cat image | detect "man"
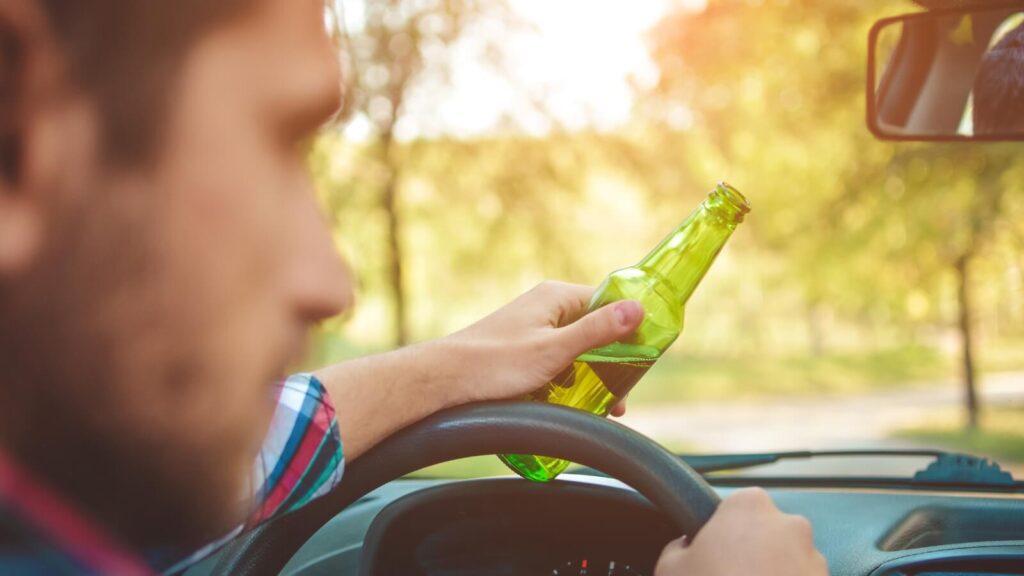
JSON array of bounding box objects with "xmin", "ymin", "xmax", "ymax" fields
[
  {"xmin": 0, "ymin": 0, "xmax": 827, "ymax": 574},
  {"xmin": 973, "ymin": 19, "xmax": 1024, "ymax": 134}
]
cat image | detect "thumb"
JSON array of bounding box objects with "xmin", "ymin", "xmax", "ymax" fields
[
  {"xmin": 554, "ymin": 300, "xmax": 644, "ymax": 360},
  {"xmin": 654, "ymin": 535, "xmax": 690, "ymax": 576}
]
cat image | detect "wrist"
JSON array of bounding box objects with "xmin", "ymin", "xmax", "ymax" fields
[{"xmin": 421, "ymin": 335, "xmax": 486, "ymax": 409}]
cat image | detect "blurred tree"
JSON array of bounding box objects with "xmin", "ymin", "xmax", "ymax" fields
[
  {"xmin": 645, "ymin": 0, "xmax": 1024, "ymax": 426},
  {"xmin": 327, "ymin": 0, "xmax": 516, "ymax": 345},
  {"xmin": 644, "ymin": 0, "xmax": 890, "ymax": 350},
  {"xmin": 306, "ymin": 0, "xmax": 1024, "ymax": 416},
  {"xmin": 873, "ymin": 145, "xmax": 1021, "ymax": 429}
]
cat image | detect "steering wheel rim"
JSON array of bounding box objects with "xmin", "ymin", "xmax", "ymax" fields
[{"xmin": 210, "ymin": 401, "xmax": 721, "ymax": 576}]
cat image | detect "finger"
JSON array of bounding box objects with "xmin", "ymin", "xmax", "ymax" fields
[
  {"xmin": 722, "ymin": 487, "xmax": 778, "ymax": 514},
  {"xmin": 660, "ymin": 535, "xmax": 689, "ymax": 553},
  {"xmin": 653, "ymin": 536, "xmax": 689, "ymax": 575},
  {"xmin": 531, "ymin": 281, "xmax": 595, "ymax": 327},
  {"xmin": 552, "ymin": 300, "xmax": 644, "ymax": 360},
  {"xmin": 609, "ymin": 394, "xmax": 629, "ymax": 417},
  {"xmin": 810, "ymin": 551, "xmax": 829, "ymax": 575},
  {"xmin": 784, "ymin": 514, "xmax": 815, "ymax": 545}
]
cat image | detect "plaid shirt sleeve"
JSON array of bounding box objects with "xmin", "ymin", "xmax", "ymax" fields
[
  {"xmin": 157, "ymin": 373, "xmax": 344, "ymax": 574},
  {"xmin": 248, "ymin": 372, "xmax": 345, "ymax": 525}
]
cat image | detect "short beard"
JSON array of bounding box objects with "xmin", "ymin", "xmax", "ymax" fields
[{"xmin": 0, "ymin": 183, "xmax": 253, "ymax": 552}]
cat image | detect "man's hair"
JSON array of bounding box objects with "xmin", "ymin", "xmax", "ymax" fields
[
  {"xmin": 1, "ymin": 0, "xmax": 255, "ymax": 176},
  {"xmin": 973, "ymin": 20, "xmax": 1024, "ymax": 135}
]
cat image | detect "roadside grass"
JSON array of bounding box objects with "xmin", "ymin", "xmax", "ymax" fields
[
  {"xmin": 306, "ymin": 335, "xmax": 969, "ymax": 404},
  {"xmin": 420, "ymin": 407, "xmax": 1024, "ymax": 479},
  {"xmin": 893, "ymin": 407, "xmax": 1024, "ymax": 465},
  {"xmin": 980, "ymin": 338, "xmax": 1024, "ymax": 374},
  {"xmin": 309, "ymin": 333, "xmax": 1024, "ymax": 478},
  {"xmin": 411, "ymin": 456, "xmax": 516, "ymax": 479},
  {"xmin": 408, "ymin": 441, "xmax": 695, "ymax": 479},
  {"xmin": 628, "ymin": 345, "xmax": 954, "ymax": 404}
]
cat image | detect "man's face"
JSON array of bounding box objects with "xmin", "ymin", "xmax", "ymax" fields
[{"xmin": 0, "ymin": 0, "xmax": 351, "ymax": 547}]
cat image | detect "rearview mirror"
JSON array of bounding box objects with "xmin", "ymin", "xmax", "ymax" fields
[{"xmin": 868, "ymin": 6, "xmax": 1024, "ymax": 141}]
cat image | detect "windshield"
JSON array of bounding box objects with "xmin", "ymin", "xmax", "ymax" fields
[{"xmin": 304, "ymin": 0, "xmax": 1024, "ymax": 484}]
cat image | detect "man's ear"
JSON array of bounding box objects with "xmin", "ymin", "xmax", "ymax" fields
[
  {"xmin": 0, "ymin": 1, "xmax": 64, "ymax": 275},
  {"xmin": 0, "ymin": 9, "xmax": 36, "ymax": 273}
]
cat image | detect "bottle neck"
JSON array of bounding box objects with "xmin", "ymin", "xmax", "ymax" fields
[{"xmin": 637, "ymin": 183, "xmax": 749, "ymax": 305}]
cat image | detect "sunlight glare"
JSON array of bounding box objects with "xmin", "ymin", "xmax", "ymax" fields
[{"xmin": 393, "ymin": 0, "xmax": 705, "ymax": 139}]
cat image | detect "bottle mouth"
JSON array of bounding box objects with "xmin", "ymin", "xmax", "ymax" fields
[{"xmin": 708, "ymin": 181, "xmax": 751, "ymax": 223}]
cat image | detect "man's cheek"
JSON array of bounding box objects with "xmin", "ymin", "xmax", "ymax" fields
[{"xmin": 165, "ymin": 374, "xmax": 267, "ymax": 496}]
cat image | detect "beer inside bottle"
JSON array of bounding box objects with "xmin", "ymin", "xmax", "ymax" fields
[{"xmin": 498, "ymin": 182, "xmax": 750, "ymax": 482}]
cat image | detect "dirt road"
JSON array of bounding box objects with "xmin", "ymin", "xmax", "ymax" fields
[{"xmin": 619, "ymin": 371, "xmax": 1024, "ymax": 453}]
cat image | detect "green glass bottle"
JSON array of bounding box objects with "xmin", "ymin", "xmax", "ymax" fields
[{"xmin": 498, "ymin": 182, "xmax": 750, "ymax": 482}]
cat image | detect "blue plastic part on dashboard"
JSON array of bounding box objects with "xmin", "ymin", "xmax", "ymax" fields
[{"xmin": 912, "ymin": 453, "xmax": 1015, "ymax": 487}]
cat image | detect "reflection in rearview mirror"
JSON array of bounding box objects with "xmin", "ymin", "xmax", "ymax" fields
[{"xmin": 868, "ymin": 7, "xmax": 1024, "ymax": 141}]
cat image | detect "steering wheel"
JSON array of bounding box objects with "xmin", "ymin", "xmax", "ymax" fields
[{"xmin": 211, "ymin": 402, "xmax": 721, "ymax": 576}]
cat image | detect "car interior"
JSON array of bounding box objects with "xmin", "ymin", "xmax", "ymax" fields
[{"xmin": 182, "ymin": 0, "xmax": 1024, "ymax": 574}]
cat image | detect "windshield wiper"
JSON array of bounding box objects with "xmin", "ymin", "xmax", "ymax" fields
[{"xmin": 570, "ymin": 449, "xmax": 1018, "ymax": 488}]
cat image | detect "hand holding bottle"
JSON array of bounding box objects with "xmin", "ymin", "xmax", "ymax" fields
[
  {"xmin": 326, "ymin": 281, "xmax": 644, "ymax": 461},
  {"xmin": 440, "ymin": 281, "xmax": 646, "ymax": 405},
  {"xmin": 500, "ymin": 183, "xmax": 751, "ymax": 482}
]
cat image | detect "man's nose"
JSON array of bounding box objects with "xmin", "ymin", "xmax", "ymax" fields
[{"xmin": 287, "ymin": 195, "xmax": 355, "ymax": 323}]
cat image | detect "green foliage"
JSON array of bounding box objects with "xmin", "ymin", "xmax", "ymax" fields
[
  {"xmin": 310, "ymin": 0, "xmax": 1024, "ymax": 398},
  {"xmin": 644, "ymin": 0, "xmax": 1023, "ymax": 336},
  {"xmin": 894, "ymin": 407, "xmax": 1024, "ymax": 464}
]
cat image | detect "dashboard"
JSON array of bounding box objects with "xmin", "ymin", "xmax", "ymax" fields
[
  {"xmin": 182, "ymin": 474, "xmax": 1024, "ymax": 576},
  {"xmin": 358, "ymin": 480, "xmax": 674, "ymax": 575}
]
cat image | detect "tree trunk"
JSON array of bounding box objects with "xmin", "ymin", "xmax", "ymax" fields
[
  {"xmin": 954, "ymin": 254, "xmax": 979, "ymax": 430},
  {"xmin": 381, "ymin": 136, "xmax": 409, "ymax": 347}
]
